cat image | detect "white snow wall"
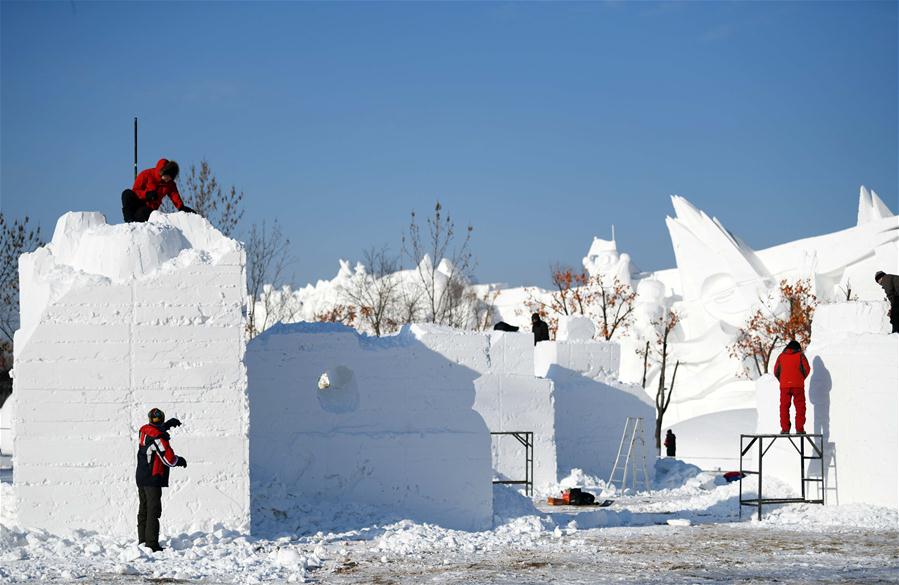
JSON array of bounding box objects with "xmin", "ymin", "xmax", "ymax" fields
[
  {"xmin": 535, "ymin": 339, "xmax": 656, "ymax": 483},
  {"xmin": 754, "ymin": 302, "xmax": 897, "ymax": 508},
  {"xmin": 246, "ymin": 323, "xmax": 494, "ymax": 531},
  {"xmin": 248, "ymin": 321, "xmax": 654, "ymax": 522},
  {"xmin": 12, "ymin": 212, "xmax": 250, "ymax": 537}
]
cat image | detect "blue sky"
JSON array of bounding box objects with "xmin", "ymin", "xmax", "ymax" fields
[{"xmin": 2, "ymin": 1, "xmax": 896, "ymax": 287}]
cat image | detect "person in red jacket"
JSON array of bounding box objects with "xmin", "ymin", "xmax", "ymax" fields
[
  {"xmin": 773, "ymin": 340, "xmax": 811, "ymax": 434},
  {"xmin": 122, "ymin": 159, "xmax": 194, "ymax": 222},
  {"xmin": 136, "ymin": 408, "xmax": 187, "ymax": 552}
]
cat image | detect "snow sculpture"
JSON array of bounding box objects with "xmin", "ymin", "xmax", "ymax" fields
[
  {"xmin": 630, "ymin": 188, "xmax": 899, "ymax": 468},
  {"xmin": 13, "ymin": 211, "xmax": 249, "ymax": 537},
  {"xmin": 494, "ymin": 186, "xmax": 897, "ymax": 470},
  {"xmin": 582, "ymin": 237, "xmax": 634, "ymax": 286}
]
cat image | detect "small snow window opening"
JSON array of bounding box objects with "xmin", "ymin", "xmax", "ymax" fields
[{"xmin": 315, "ymin": 366, "xmax": 359, "ymax": 413}]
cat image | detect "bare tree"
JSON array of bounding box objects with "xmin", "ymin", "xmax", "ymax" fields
[
  {"xmin": 395, "ymin": 280, "xmax": 424, "ymax": 326},
  {"xmin": 529, "ymin": 266, "xmax": 637, "ymax": 341},
  {"xmin": 728, "ymin": 279, "xmax": 817, "ymax": 378},
  {"xmin": 0, "ymin": 214, "xmax": 43, "ymax": 346},
  {"xmin": 648, "ymin": 309, "xmax": 680, "ymax": 454},
  {"xmin": 0, "ymin": 213, "xmax": 43, "ymax": 407},
  {"xmin": 341, "ymin": 246, "xmax": 402, "ymax": 336},
  {"xmin": 179, "ymin": 159, "xmax": 245, "ymax": 237},
  {"xmin": 471, "ymin": 288, "xmax": 500, "ymax": 331},
  {"xmin": 402, "ymin": 201, "xmax": 475, "ymax": 327},
  {"xmin": 245, "ymin": 220, "xmax": 296, "ymax": 338}
]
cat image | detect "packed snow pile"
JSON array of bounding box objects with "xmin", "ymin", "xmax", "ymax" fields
[
  {"xmin": 11, "ymin": 211, "xmax": 249, "ymax": 537},
  {"xmin": 653, "ymin": 457, "xmax": 703, "ymax": 490}
]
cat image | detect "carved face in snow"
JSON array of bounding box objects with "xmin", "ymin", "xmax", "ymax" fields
[{"xmin": 699, "ymin": 273, "xmax": 772, "ymax": 327}]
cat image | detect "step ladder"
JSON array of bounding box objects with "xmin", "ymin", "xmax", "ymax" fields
[{"xmin": 608, "ymin": 416, "xmax": 651, "ymax": 493}]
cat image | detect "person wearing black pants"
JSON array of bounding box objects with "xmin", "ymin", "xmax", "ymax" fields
[
  {"xmin": 137, "ymin": 486, "xmax": 163, "ymax": 547},
  {"xmin": 664, "ymin": 430, "xmax": 677, "ymax": 457},
  {"xmin": 122, "ymin": 189, "xmax": 153, "ymax": 223},
  {"xmin": 136, "ymin": 408, "xmax": 187, "ymax": 552},
  {"xmin": 122, "ymin": 158, "xmax": 194, "ymax": 223}
]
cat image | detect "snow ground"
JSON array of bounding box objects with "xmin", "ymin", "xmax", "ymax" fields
[{"xmin": 1, "ymin": 463, "xmax": 896, "ymax": 584}]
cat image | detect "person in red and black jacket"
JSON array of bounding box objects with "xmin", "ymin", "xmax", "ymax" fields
[
  {"xmin": 136, "ymin": 408, "xmax": 187, "ymax": 552},
  {"xmin": 122, "ymin": 159, "xmax": 195, "ymax": 222},
  {"xmin": 773, "ymin": 340, "xmax": 811, "ymax": 435}
]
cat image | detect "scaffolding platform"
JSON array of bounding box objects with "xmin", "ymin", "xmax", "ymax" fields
[
  {"xmin": 490, "ymin": 431, "xmax": 534, "ymax": 496},
  {"xmin": 739, "ymin": 433, "xmax": 825, "ymax": 520}
]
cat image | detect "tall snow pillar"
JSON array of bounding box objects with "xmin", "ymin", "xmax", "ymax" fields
[{"xmin": 12, "ymin": 211, "xmax": 250, "ymax": 537}]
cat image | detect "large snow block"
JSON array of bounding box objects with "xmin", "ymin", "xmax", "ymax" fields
[
  {"xmin": 534, "ymin": 339, "xmax": 620, "ymax": 380},
  {"xmin": 805, "ymin": 331, "xmax": 897, "ymax": 508},
  {"xmin": 473, "ymin": 373, "xmax": 557, "ymax": 490},
  {"xmin": 12, "ymin": 211, "xmax": 249, "ymax": 538},
  {"xmin": 811, "ymin": 301, "xmax": 891, "ymax": 342},
  {"xmin": 544, "ymin": 364, "xmax": 656, "ymax": 483},
  {"xmin": 556, "ymin": 315, "xmax": 595, "ymax": 342},
  {"xmin": 487, "ymin": 331, "xmax": 534, "ymax": 376},
  {"xmin": 754, "ymin": 303, "xmax": 898, "ymax": 508},
  {"xmin": 247, "ymin": 323, "xmax": 493, "ymax": 532}
]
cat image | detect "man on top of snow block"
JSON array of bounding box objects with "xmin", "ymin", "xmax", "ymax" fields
[
  {"xmin": 875, "ymin": 271, "xmax": 899, "ymax": 333},
  {"xmin": 122, "ymin": 158, "xmax": 195, "ymax": 222},
  {"xmin": 773, "ymin": 340, "xmax": 811, "ymax": 435},
  {"xmin": 532, "ymin": 312, "xmax": 550, "ymax": 346},
  {"xmin": 136, "ymin": 408, "xmax": 188, "ymax": 552}
]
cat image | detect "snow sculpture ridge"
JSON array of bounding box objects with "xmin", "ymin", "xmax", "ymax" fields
[{"xmin": 857, "ymin": 185, "xmax": 893, "ymax": 225}]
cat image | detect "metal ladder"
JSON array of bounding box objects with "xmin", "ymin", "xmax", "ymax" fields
[{"xmin": 608, "ymin": 416, "xmax": 651, "ymax": 492}]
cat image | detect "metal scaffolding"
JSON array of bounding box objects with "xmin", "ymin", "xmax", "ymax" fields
[
  {"xmin": 490, "ymin": 431, "xmax": 534, "ymax": 496},
  {"xmin": 739, "ymin": 433, "xmax": 825, "ymax": 520}
]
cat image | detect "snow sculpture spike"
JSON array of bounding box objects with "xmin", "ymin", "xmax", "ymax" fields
[
  {"xmin": 857, "ymin": 185, "xmax": 895, "ymax": 225},
  {"xmin": 665, "ymin": 195, "xmax": 765, "ymax": 302}
]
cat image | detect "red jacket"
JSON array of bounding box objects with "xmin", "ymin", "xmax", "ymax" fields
[
  {"xmin": 135, "ymin": 423, "xmax": 181, "ymax": 488},
  {"xmin": 773, "ymin": 348, "xmax": 810, "ymax": 389},
  {"xmin": 132, "ymin": 159, "xmax": 184, "ymax": 211}
]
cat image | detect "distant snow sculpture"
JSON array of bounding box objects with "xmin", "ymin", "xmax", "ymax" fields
[{"xmin": 582, "ymin": 237, "xmax": 634, "ymax": 286}]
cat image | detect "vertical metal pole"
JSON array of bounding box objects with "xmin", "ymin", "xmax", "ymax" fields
[
  {"xmin": 133, "ymin": 117, "xmax": 138, "ymax": 179},
  {"xmin": 528, "ymin": 433, "xmax": 533, "ymax": 497},
  {"xmin": 738, "ymin": 435, "xmax": 743, "ymax": 519},
  {"xmin": 800, "ymin": 436, "xmax": 806, "ymax": 501},
  {"xmin": 757, "ymin": 438, "xmax": 763, "ymax": 520},
  {"xmin": 820, "ymin": 438, "xmax": 826, "ymax": 504}
]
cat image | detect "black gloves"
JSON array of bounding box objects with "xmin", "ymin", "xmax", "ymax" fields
[
  {"xmin": 179, "ymin": 205, "xmax": 196, "ymax": 214},
  {"xmin": 145, "ymin": 191, "xmax": 159, "ymax": 203},
  {"xmin": 163, "ymin": 418, "xmax": 182, "ymax": 430},
  {"xmin": 176, "ymin": 457, "xmax": 188, "ymax": 468}
]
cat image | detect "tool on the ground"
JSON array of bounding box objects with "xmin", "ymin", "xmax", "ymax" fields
[
  {"xmin": 608, "ymin": 416, "xmax": 651, "ymax": 492},
  {"xmin": 547, "ymin": 488, "xmax": 613, "ymax": 507}
]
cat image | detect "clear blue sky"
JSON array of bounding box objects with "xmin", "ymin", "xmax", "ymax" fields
[{"xmin": 2, "ymin": 1, "xmax": 896, "ymax": 288}]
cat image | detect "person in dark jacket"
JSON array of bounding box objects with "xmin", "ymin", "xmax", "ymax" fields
[
  {"xmin": 136, "ymin": 408, "xmax": 187, "ymax": 552},
  {"xmin": 664, "ymin": 430, "xmax": 676, "ymax": 457},
  {"xmin": 773, "ymin": 340, "xmax": 811, "ymax": 434},
  {"xmin": 122, "ymin": 159, "xmax": 194, "ymax": 222},
  {"xmin": 875, "ymin": 271, "xmax": 899, "ymax": 333},
  {"xmin": 531, "ymin": 313, "xmax": 550, "ymax": 346}
]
